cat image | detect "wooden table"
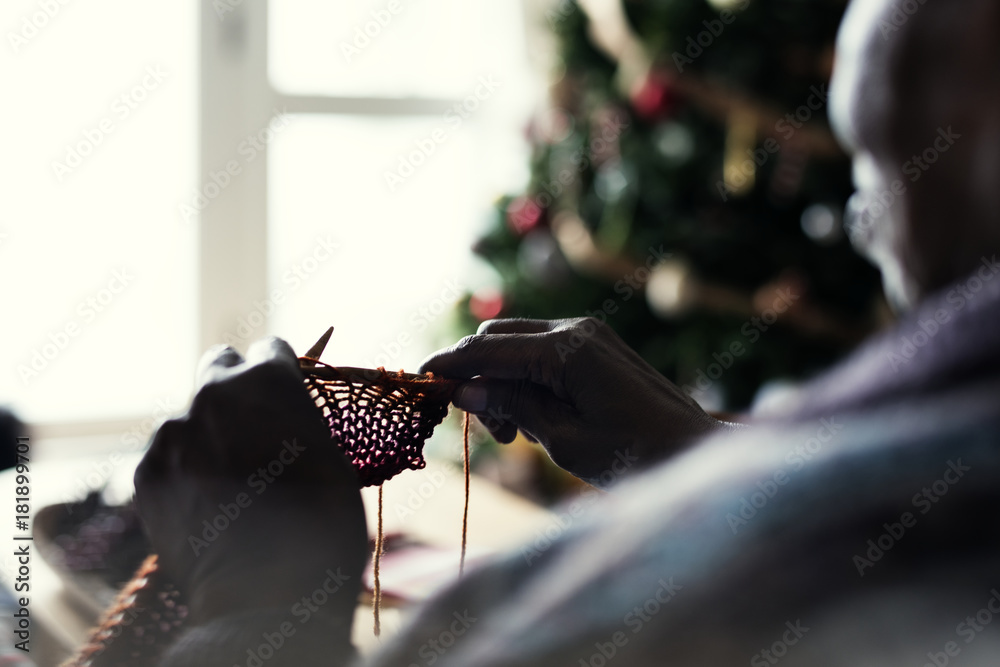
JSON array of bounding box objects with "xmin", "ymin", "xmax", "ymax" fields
[{"xmin": 0, "ymin": 450, "xmax": 554, "ymax": 666}]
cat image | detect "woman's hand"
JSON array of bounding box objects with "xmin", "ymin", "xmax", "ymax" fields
[
  {"xmin": 134, "ymin": 337, "xmax": 367, "ymax": 631},
  {"xmin": 421, "ymin": 318, "xmax": 737, "ymax": 486}
]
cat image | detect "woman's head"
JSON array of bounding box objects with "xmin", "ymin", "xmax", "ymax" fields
[{"xmin": 830, "ymin": 0, "xmax": 1000, "ymax": 309}]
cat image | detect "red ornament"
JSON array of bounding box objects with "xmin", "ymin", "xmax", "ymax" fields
[
  {"xmin": 468, "ymin": 287, "xmax": 505, "ymax": 321},
  {"xmin": 631, "ymin": 71, "xmax": 679, "ymax": 121},
  {"xmin": 506, "ymin": 196, "xmax": 545, "ymax": 235}
]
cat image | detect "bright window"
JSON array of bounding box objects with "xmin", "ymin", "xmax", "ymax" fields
[
  {"xmin": 1, "ymin": 0, "xmax": 535, "ymax": 432},
  {"xmin": 1, "ymin": 0, "xmax": 197, "ymax": 424}
]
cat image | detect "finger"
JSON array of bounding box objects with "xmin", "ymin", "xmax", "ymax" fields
[
  {"xmin": 456, "ymin": 381, "xmax": 522, "ymax": 443},
  {"xmin": 196, "ymin": 345, "xmax": 244, "ymax": 387},
  {"xmin": 454, "ymin": 381, "xmax": 491, "ymax": 412},
  {"xmin": 419, "ymin": 334, "xmax": 556, "ymax": 383},
  {"xmin": 455, "ymin": 378, "xmax": 572, "ymax": 443},
  {"xmin": 473, "ymin": 413, "xmax": 518, "ymax": 444},
  {"xmin": 476, "ymin": 318, "xmax": 557, "ymax": 335},
  {"xmin": 246, "ymin": 336, "xmax": 299, "ymax": 372}
]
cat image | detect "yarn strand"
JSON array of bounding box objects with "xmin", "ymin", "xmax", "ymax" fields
[
  {"xmin": 371, "ymin": 411, "xmax": 471, "ymax": 638},
  {"xmin": 460, "ymin": 411, "xmax": 471, "ymax": 577},
  {"xmin": 373, "ymin": 484, "xmax": 384, "ymax": 637}
]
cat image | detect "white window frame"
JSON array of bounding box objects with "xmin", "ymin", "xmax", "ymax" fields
[{"xmin": 197, "ymin": 1, "xmax": 462, "ymax": 353}]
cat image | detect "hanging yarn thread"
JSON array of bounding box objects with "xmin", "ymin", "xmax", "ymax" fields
[
  {"xmin": 460, "ymin": 412, "xmax": 471, "ymax": 577},
  {"xmin": 297, "ymin": 326, "xmax": 469, "ymax": 636},
  {"xmin": 373, "ymin": 485, "xmax": 385, "ymax": 635}
]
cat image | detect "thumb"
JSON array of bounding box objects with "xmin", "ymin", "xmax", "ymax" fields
[{"xmin": 454, "ymin": 378, "xmax": 573, "ymax": 444}]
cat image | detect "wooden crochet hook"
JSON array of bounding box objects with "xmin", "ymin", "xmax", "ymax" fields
[
  {"xmin": 300, "ymin": 325, "xmax": 335, "ymax": 366},
  {"xmin": 297, "ymin": 325, "xmax": 457, "ymax": 388}
]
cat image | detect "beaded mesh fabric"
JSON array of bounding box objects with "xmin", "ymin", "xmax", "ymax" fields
[
  {"xmin": 62, "ymin": 329, "xmax": 469, "ymax": 665},
  {"xmin": 301, "ymin": 359, "xmax": 458, "ymax": 488}
]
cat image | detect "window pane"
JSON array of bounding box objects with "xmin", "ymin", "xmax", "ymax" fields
[
  {"xmin": 268, "ymin": 0, "xmax": 530, "ymax": 99},
  {"xmin": 0, "ymin": 0, "xmax": 197, "ymax": 423},
  {"xmin": 265, "ymin": 115, "xmax": 527, "ymax": 371}
]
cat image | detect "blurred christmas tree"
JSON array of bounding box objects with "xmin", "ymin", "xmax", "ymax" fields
[{"xmin": 458, "ymin": 0, "xmax": 884, "ymax": 411}]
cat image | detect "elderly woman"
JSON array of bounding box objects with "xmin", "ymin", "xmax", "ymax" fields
[{"xmin": 116, "ymin": 0, "xmax": 1000, "ymax": 665}]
